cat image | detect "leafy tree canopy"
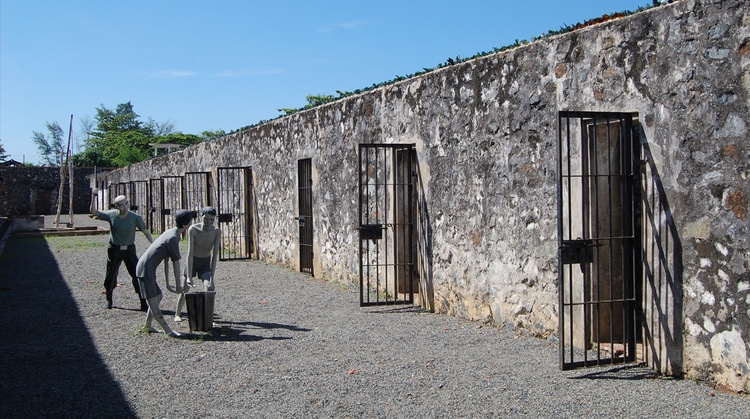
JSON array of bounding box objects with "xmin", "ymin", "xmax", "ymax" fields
[
  {"xmin": 91, "ymin": 102, "xmax": 151, "ymax": 136},
  {"xmin": 199, "ymin": 130, "xmax": 226, "ymax": 141},
  {"xmin": 34, "ymin": 101, "xmax": 226, "ymax": 168},
  {"xmin": 77, "ymin": 101, "xmax": 208, "ymax": 168},
  {"xmin": 32, "ymin": 121, "xmax": 65, "ymax": 166},
  {"xmin": 0, "ymin": 140, "xmax": 8, "ymax": 163}
]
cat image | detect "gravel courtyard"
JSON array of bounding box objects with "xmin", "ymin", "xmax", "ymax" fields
[{"xmin": 0, "ymin": 215, "xmax": 748, "ymax": 418}]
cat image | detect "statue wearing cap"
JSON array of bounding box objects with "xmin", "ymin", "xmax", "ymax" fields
[{"xmin": 90, "ymin": 191, "xmax": 154, "ymax": 310}]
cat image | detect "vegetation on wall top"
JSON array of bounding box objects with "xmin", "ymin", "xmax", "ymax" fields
[{"xmin": 233, "ymin": 1, "xmax": 672, "ymax": 132}]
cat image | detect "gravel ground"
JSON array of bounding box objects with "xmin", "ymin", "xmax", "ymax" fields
[{"xmin": 0, "ymin": 214, "xmax": 749, "ymax": 418}]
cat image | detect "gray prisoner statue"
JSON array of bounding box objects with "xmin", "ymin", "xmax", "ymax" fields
[
  {"xmin": 136, "ymin": 209, "xmax": 195, "ymax": 337},
  {"xmin": 174, "ymin": 206, "xmax": 222, "ymax": 322},
  {"xmin": 90, "ymin": 190, "xmax": 154, "ymax": 310}
]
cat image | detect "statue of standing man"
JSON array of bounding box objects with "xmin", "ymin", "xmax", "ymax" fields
[
  {"xmin": 90, "ymin": 190, "xmax": 153, "ymax": 310},
  {"xmin": 136, "ymin": 209, "xmax": 194, "ymax": 337},
  {"xmin": 174, "ymin": 206, "xmax": 222, "ymax": 322}
]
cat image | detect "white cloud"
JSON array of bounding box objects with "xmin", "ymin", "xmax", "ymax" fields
[{"xmin": 146, "ymin": 70, "xmax": 198, "ymax": 79}]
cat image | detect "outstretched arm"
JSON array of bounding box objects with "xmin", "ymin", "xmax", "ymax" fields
[{"xmin": 136, "ymin": 217, "xmax": 153, "ymax": 243}]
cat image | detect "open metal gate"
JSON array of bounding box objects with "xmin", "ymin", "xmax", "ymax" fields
[
  {"xmin": 162, "ymin": 175, "xmax": 183, "ymax": 231},
  {"xmin": 358, "ymin": 143, "xmax": 416, "ymax": 306},
  {"xmin": 297, "ymin": 159, "xmax": 313, "ymax": 275},
  {"xmin": 148, "ymin": 178, "xmax": 164, "ymax": 233},
  {"xmin": 557, "ymin": 111, "xmax": 641, "ymax": 370},
  {"xmin": 216, "ymin": 167, "xmax": 253, "ymax": 260},
  {"xmin": 184, "ymin": 171, "xmax": 212, "ymax": 214}
]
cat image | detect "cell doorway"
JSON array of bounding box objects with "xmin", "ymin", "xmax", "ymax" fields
[
  {"xmin": 557, "ymin": 111, "xmax": 643, "ymax": 370},
  {"xmin": 216, "ymin": 167, "xmax": 254, "ymax": 261},
  {"xmin": 358, "ymin": 144, "xmax": 418, "ymax": 306}
]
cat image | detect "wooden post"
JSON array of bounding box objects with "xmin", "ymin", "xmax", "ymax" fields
[
  {"xmin": 67, "ymin": 114, "xmax": 74, "ymax": 226},
  {"xmin": 54, "ymin": 114, "xmax": 74, "ymax": 228},
  {"xmin": 54, "ymin": 149, "xmax": 66, "ymax": 228}
]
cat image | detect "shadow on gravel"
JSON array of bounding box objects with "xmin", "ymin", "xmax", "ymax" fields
[
  {"xmin": 363, "ymin": 306, "xmax": 429, "ymax": 314},
  {"xmin": 195, "ymin": 321, "xmax": 311, "ymax": 342},
  {"xmin": 568, "ymin": 364, "xmax": 660, "ymax": 381},
  {"xmin": 214, "ymin": 319, "xmax": 312, "ymax": 332},
  {"xmin": 198, "ymin": 328, "xmax": 293, "ymax": 342},
  {"xmin": 0, "ymin": 237, "xmax": 136, "ymax": 418}
]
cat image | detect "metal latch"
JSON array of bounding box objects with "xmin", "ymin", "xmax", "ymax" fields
[
  {"xmin": 359, "ymin": 224, "xmax": 383, "ymax": 240},
  {"xmin": 560, "ymin": 239, "xmax": 600, "ymax": 273}
]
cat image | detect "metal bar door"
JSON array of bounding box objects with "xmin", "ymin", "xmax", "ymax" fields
[
  {"xmin": 297, "ymin": 159, "xmax": 314, "ymax": 275},
  {"xmin": 184, "ymin": 172, "xmax": 211, "ymax": 214},
  {"xmin": 358, "ymin": 143, "xmax": 416, "ymax": 306},
  {"xmin": 557, "ymin": 111, "xmax": 641, "ymax": 370},
  {"xmin": 129, "ymin": 180, "xmax": 148, "ymax": 221},
  {"xmin": 148, "ymin": 178, "xmax": 164, "ymax": 234},
  {"xmin": 162, "ymin": 175, "xmax": 183, "ymax": 231},
  {"xmin": 217, "ymin": 167, "xmax": 253, "ymax": 260}
]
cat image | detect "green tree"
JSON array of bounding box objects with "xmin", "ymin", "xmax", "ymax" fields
[
  {"xmin": 76, "ymin": 115, "xmax": 95, "ymax": 155},
  {"xmin": 278, "ymin": 94, "xmax": 338, "ymax": 116},
  {"xmin": 73, "ymin": 101, "xmax": 211, "ymax": 168},
  {"xmin": 146, "ymin": 117, "xmax": 175, "ymax": 136},
  {"xmin": 72, "ymin": 147, "xmax": 109, "ymax": 167},
  {"xmin": 92, "ymin": 102, "xmax": 151, "ymax": 135},
  {"xmin": 304, "ymin": 94, "xmax": 336, "ymax": 108},
  {"xmin": 32, "ymin": 121, "xmax": 65, "ymax": 166},
  {"xmin": 200, "ymin": 130, "xmax": 226, "ymax": 141},
  {"xmin": 157, "ymin": 132, "xmax": 203, "ymax": 146},
  {"xmin": 83, "ymin": 102, "xmax": 154, "ymax": 167},
  {"xmin": 143, "ymin": 132, "xmax": 203, "ymax": 158},
  {"xmin": 0, "ymin": 139, "xmax": 8, "ymax": 163}
]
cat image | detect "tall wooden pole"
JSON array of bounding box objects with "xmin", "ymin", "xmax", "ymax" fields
[
  {"xmin": 54, "ymin": 152, "xmax": 65, "ymax": 227},
  {"xmin": 67, "ymin": 114, "xmax": 74, "ymax": 225},
  {"xmin": 53, "ymin": 114, "xmax": 74, "ymax": 228}
]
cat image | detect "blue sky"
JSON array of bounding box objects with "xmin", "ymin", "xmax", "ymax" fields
[{"xmin": 1, "ymin": 0, "xmax": 651, "ymax": 164}]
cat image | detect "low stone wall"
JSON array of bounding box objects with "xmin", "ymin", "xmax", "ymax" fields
[{"xmin": 102, "ymin": 0, "xmax": 749, "ymax": 392}]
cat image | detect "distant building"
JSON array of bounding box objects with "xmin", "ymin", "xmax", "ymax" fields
[{"xmin": 0, "ymin": 159, "xmax": 24, "ymax": 167}]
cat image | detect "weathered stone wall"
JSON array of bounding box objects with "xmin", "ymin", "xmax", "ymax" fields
[
  {"xmin": 0, "ymin": 167, "xmax": 95, "ymax": 217},
  {"xmin": 103, "ymin": 0, "xmax": 749, "ymax": 392}
]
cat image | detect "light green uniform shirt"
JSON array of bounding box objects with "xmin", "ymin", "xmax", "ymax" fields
[{"xmin": 98, "ymin": 209, "xmax": 147, "ymax": 247}]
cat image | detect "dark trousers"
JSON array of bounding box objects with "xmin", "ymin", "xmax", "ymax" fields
[{"xmin": 104, "ymin": 244, "xmax": 141, "ymax": 299}]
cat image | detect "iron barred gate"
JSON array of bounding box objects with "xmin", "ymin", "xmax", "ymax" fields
[
  {"xmin": 148, "ymin": 178, "xmax": 164, "ymax": 233},
  {"xmin": 557, "ymin": 111, "xmax": 641, "ymax": 370},
  {"xmin": 129, "ymin": 180, "xmax": 148, "ymax": 221},
  {"xmin": 184, "ymin": 171, "xmax": 212, "ymax": 217},
  {"xmin": 216, "ymin": 167, "xmax": 253, "ymax": 260},
  {"xmin": 358, "ymin": 144, "xmax": 416, "ymax": 306},
  {"xmin": 162, "ymin": 175, "xmax": 183, "ymax": 231},
  {"xmin": 297, "ymin": 159, "xmax": 314, "ymax": 275}
]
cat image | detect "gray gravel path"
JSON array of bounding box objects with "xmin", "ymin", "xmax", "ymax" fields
[{"xmin": 1, "ymin": 215, "xmax": 749, "ymax": 418}]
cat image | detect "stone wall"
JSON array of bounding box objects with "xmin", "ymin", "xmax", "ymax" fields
[
  {"xmin": 0, "ymin": 167, "xmax": 95, "ymax": 217},
  {"xmin": 102, "ymin": 0, "xmax": 749, "ymax": 392}
]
